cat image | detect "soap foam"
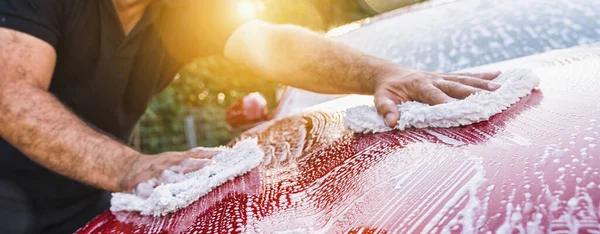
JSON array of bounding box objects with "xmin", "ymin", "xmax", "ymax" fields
[
  {"xmin": 344, "ymin": 69, "xmax": 540, "ymax": 133},
  {"xmin": 110, "ymin": 138, "xmax": 264, "ymax": 216}
]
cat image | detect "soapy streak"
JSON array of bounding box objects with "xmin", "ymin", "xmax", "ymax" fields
[
  {"xmin": 110, "ymin": 139, "xmax": 264, "ymax": 216},
  {"xmin": 344, "ymin": 69, "xmax": 540, "ymax": 133}
]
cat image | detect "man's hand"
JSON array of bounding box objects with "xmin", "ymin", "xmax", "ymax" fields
[
  {"xmin": 373, "ymin": 69, "xmax": 501, "ymax": 127},
  {"xmin": 119, "ymin": 148, "xmax": 225, "ymax": 193}
]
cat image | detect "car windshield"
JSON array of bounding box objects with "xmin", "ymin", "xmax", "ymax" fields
[{"xmin": 336, "ymin": 0, "xmax": 600, "ymax": 72}]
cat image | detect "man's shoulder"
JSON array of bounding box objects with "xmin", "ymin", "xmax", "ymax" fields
[
  {"xmin": 0, "ymin": 0, "xmax": 64, "ymax": 10},
  {"xmin": 0, "ymin": 0, "xmax": 91, "ymax": 16},
  {"xmin": 0, "ymin": 0, "xmax": 94, "ymax": 49}
]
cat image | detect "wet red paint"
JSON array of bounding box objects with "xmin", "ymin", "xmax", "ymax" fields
[{"xmin": 77, "ymin": 48, "xmax": 600, "ymax": 233}]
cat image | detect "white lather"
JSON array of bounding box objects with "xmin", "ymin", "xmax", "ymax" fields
[
  {"xmin": 344, "ymin": 69, "xmax": 540, "ymax": 133},
  {"xmin": 110, "ymin": 138, "xmax": 264, "ymax": 216}
]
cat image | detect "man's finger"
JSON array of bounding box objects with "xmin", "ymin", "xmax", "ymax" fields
[
  {"xmin": 177, "ymin": 158, "xmax": 212, "ymax": 174},
  {"xmin": 418, "ymin": 85, "xmax": 452, "ymax": 105},
  {"xmin": 452, "ymin": 72, "xmax": 500, "ymax": 80},
  {"xmin": 451, "ymin": 71, "xmax": 501, "ymax": 80},
  {"xmin": 188, "ymin": 148, "xmax": 225, "ymax": 159},
  {"xmin": 442, "ymin": 75, "xmax": 500, "ymax": 91},
  {"xmin": 434, "ymin": 80, "xmax": 481, "ymax": 99},
  {"xmin": 189, "ymin": 146, "xmax": 227, "ymax": 153},
  {"xmin": 374, "ymin": 94, "xmax": 400, "ymax": 128}
]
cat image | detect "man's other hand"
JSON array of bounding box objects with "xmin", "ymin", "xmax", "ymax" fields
[
  {"xmin": 373, "ymin": 68, "xmax": 502, "ymax": 127},
  {"xmin": 119, "ymin": 148, "xmax": 225, "ymax": 194}
]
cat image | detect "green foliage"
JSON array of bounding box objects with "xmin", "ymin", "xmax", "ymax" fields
[
  {"xmin": 135, "ymin": 0, "xmax": 373, "ymax": 153},
  {"xmin": 259, "ymin": 0, "xmax": 371, "ymax": 30},
  {"xmin": 135, "ymin": 56, "xmax": 278, "ymax": 153}
]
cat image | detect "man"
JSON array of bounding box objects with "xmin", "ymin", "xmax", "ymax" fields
[{"xmin": 0, "ymin": 0, "xmax": 500, "ymax": 233}]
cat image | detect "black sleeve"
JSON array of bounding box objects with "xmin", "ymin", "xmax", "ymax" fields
[
  {"xmin": 158, "ymin": 0, "xmax": 247, "ymax": 64},
  {"xmin": 0, "ymin": 0, "xmax": 62, "ymax": 48}
]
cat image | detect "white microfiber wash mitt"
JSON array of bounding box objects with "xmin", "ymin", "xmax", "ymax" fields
[
  {"xmin": 344, "ymin": 69, "xmax": 540, "ymax": 133},
  {"xmin": 110, "ymin": 138, "xmax": 264, "ymax": 216}
]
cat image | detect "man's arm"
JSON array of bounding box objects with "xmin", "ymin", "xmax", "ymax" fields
[
  {"xmin": 0, "ymin": 28, "xmax": 214, "ymax": 192},
  {"xmin": 224, "ymin": 21, "xmax": 501, "ymax": 126}
]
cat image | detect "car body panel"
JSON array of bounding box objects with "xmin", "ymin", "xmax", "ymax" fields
[{"xmin": 78, "ymin": 44, "xmax": 600, "ymax": 233}]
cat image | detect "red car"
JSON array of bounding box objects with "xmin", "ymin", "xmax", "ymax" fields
[{"xmin": 78, "ymin": 0, "xmax": 600, "ymax": 233}]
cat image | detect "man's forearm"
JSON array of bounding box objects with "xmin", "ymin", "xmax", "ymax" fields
[
  {"xmin": 0, "ymin": 84, "xmax": 140, "ymax": 192},
  {"xmin": 224, "ymin": 21, "xmax": 502, "ymax": 127},
  {"xmin": 1, "ymin": 28, "xmax": 209, "ymax": 194},
  {"xmin": 224, "ymin": 21, "xmax": 397, "ymax": 95}
]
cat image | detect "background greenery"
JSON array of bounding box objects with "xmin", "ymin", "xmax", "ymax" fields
[{"xmin": 134, "ymin": 0, "xmax": 373, "ymax": 153}]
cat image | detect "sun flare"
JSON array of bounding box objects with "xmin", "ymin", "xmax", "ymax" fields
[{"xmin": 237, "ymin": 1, "xmax": 258, "ymax": 19}]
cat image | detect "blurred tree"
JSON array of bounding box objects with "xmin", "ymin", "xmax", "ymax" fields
[
  {"xmin": 136, "ymin": 56, "xmax": 278, "ymax": 153},
  {"xmin": 307, "ymin": 0, "xmax": 372, "ymax": 30},
  {"xmin": 261, "ymin": 0, "xmax": 325, "ymax": 30},
  {"xmin": 135, "ymin": 0, "xmax": 374, "ymax": 153},
  {"xmin": 359, "ymin": 0, "xmax": 427, "ymax": 14},
  {"xmin": 259, "ymin": 0, "xmax": 371, "ymax": 30}
]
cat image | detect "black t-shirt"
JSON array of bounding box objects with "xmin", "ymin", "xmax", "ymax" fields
[{"xmin": 0, "ymin": 0, "xmax": 243, "ymax": 233}]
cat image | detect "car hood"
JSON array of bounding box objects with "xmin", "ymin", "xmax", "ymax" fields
[{"xmin": 78, "ymin": 44, "xmax": 600, "ymax": 233}]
